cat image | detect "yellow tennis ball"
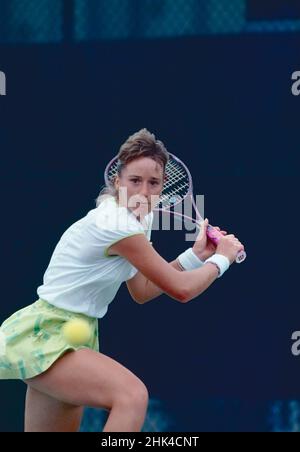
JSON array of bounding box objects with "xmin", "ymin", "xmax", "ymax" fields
[{"xmin": 62, "ymin": 319, "xmax": 92, "ymax": 346}]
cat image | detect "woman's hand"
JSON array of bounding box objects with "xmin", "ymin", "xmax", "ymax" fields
[
  {"xmin": 192, "ymin": 219, "xmax": 227, "ymax": 261},
  {"xmin": 215, "ymin": 234, "xmax": 244, "ymax": 265}
]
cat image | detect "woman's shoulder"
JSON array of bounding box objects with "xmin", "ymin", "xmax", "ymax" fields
[{"xmin": 92, "ymin": 196, "xmax": 144, "ymax": 235}]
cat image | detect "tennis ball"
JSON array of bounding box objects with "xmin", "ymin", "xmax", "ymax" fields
[{"xmin": 62, "ymin": 319, "xmax": 92, "ymax": 346}]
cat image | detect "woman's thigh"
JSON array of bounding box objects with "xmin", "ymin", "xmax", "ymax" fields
[
  {"xmin": 24, "ymin": 385, "xmax": 84, "ymax": 432},
  {"xmin": 24, "ymin": 348, "xmax": 148, "ymax": 410}
]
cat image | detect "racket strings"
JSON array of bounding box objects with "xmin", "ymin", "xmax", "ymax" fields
[
  {"xmin": 159, "ymin": 159, "xmax": 189, "ymax": 207},
  {"xmin": 107, "ymin": 166, "xmax": 118, "ymax": 183},
  {"xmin": 159, "ymin": 182, "xmax": 189, "ymax": 207},
  {"xmin": 164, "ymin": 161, "xmax": 186, "ymax": 186}
]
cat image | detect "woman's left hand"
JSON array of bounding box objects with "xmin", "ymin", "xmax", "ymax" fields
[{"xmin": 192, "ymin": 218, "xmax": 227, "ymax": 261}]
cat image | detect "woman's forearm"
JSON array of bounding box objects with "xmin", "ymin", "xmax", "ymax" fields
[
  {"xmin": 141, "ymin": 259, "xmax": 184, "ymax": 303},
  {"xmin": 179, "ymin": 263, "xmax": 219, "ymax": 302},
  {"xmin": 142, "ymin": 260, "xmax": 219, "ymax": 304}
]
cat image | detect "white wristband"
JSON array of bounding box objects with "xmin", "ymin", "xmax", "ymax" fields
[
  {"xmin": 205, "ymin": 254, "xmax": 230, "ymax": 278},
  {"xmin": 177, "ymin": 248, "xmax": 205, "ymax": 271}
]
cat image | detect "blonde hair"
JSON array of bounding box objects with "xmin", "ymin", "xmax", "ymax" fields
[{"xmin": 96, "ymin": 128, "xmax": 169, "ymax": 206}]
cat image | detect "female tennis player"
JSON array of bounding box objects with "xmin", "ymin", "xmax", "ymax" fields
[{"xmin": 0, "ymin": 129, "xmax": 244, "ymax": 432}]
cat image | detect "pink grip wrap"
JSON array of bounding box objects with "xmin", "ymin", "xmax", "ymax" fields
[{"xmin": 206, "ymin": 225, "xmax": 246, "ymax": 264}]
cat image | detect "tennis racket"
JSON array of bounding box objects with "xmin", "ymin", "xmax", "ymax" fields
[{"xmin": 104, "ymin": 153, "xmax": 246, "ymax": 264}]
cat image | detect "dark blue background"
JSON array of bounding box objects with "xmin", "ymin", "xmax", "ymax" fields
[{"xmin": 0, "ymin": 32, "xmax": 299, "ymax": 431}]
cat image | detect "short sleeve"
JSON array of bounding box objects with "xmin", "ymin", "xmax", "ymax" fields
[{"xmin": 94, "ymin": 197, "xmax": 145, "ymax": 256}]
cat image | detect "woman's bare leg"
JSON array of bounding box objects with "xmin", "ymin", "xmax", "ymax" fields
[
  {"xmin": 24, "ymin": 349, "xmax": 149, "ymax": 432},
  {"xmin": 24, "ymin": 386, "xmax": 83, "ymax": 432}
]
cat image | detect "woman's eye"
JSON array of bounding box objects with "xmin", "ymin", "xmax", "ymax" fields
[
  {"xmin": 131, "ymin": 179, "xmax": 139, "ymax": 184},
  {"xmin": 150, "ymin": 181, "xmax": 159, "ymax": 186}
]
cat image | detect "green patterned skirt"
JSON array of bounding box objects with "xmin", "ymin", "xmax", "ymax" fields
[{"xmin": 0, "ymin": 299, "xmax": 99, "ymax": 380}]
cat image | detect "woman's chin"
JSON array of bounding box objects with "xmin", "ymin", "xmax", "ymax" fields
[{"xmin": 129, "ymin": 205, "xmax": 151, "ymax": 219}]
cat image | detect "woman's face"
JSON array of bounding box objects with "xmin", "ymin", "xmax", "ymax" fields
[{"xmin": 115, "ymin": 157, "xmax": 164, "ymax": 216}]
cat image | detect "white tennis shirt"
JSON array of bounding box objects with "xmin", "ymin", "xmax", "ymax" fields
[{"xmin": 37, "ymin": 196, "xmax": 153, "ymax": 318}]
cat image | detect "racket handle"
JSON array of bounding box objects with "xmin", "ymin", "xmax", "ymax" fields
[{"xmin": 206, "ymin": 225, "xmax": 246, "ymax": 264}]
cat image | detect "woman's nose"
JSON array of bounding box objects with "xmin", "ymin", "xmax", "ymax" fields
[{"xmin": 139, "ymin": 182, "xmax": 149, "ymax": 198}]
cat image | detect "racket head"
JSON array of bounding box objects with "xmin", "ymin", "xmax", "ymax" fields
[{"xmin": 104, "ymin": 152, "xmax": 193, "ymax": 211}]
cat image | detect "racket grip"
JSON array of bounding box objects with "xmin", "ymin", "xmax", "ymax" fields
[{"xmin": 206, "ymin": 225, "xmax": 246, "ymax": 264}]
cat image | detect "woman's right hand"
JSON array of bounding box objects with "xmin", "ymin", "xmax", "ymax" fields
[{"xmin": 215, "ymin": 234, "xmax": 244, "ymax": 265}]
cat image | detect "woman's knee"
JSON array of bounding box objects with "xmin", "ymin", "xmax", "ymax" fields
[{"xmin": 115, "ymin": 379, "xmax": 149, "ymax": 411}]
